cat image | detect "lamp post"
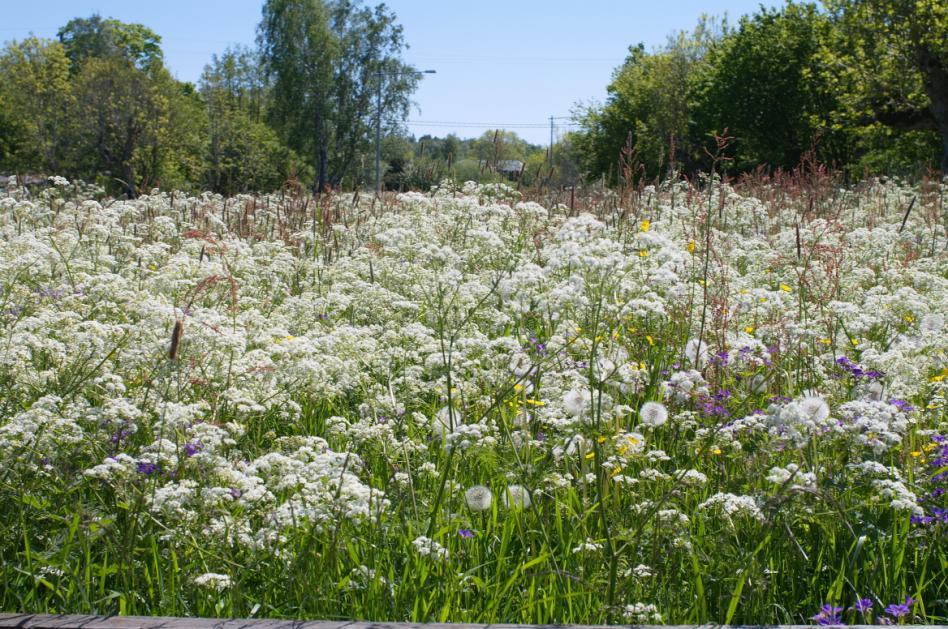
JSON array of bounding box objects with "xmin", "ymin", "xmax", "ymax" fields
[{"xmin": 376, "ymin": 68, "xmax": 436, "ymax": 196}]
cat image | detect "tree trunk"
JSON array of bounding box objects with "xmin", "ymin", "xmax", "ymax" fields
[
  {"xmin": 314, "ymin": 107, "xmax": 328, "ymax": 194},
  {"xmin": 124, "ymin": 162, "xmax": 137, "ymax": 199},
  {"xmin": 919, "ymin": 46, "xmax": 948, "ymax": 172}
]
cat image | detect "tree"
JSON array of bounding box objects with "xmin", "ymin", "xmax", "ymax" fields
[
  {"xmin": 69, "ymin": 55, "xmax": 167, "ymax": 195},
  {"xmin": 58, "ymin": 15, "xmax": 164, "ymax": 73},
  {"xmin": 821, "ymin": 0, "xmax": 948, "ymax": 171},
  {"xmin": 200, "ymin": 49, "xmax": 298, "ymax": 194},
  {"xmin": 258, "ymin": 0, "xmax": 418, "ymax": 191},
  {"xmin": 690, "ymin": 3, "xmax": 843, "ymax": 170},
  {"xmin": 471, "ymin": 130, "xmax": 530, "ymax": 171},
  {"xmin": 573, "ymin": 20, "xmax": 719, "ymax": 182},
  {"xmin": 0, "ymin": 38, "xmax": 73, "ymax": 173}
]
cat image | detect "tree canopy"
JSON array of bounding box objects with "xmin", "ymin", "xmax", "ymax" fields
[
  {"xmin": 573, "ymin": 1, "xmax": 945, "ymax": 182},
  {"xmin": 0, "ymin": 1, "xmax": 944, "ymax": 194}
]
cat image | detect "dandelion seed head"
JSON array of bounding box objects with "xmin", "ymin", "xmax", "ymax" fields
[
  {"xmin": 464, "ymin": 485, "xmax": 493, "ymax": 512},
  {"xmin": 639, "ymin": 401, "xmax": 668, "ymax": 427}
]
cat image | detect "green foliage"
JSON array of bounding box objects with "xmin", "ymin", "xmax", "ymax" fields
[
  {"xmin": 258, "ymin": 0, "xmax": 417, "ymax": 191},
  {"xmin": 69, "ymin": 56, "xmax": 176, "ymax": 196},
  {"xmin": 58, "ymin": 14, "xmax": 164, "ymax": 72},
  {"xmin": 573, "ymin": 20, "xmax": 718, "ymax": 183},
  {"xmin": 0, "ymin": 24, "xmax": 208, "ymax": 196},
  {"xmin": 690, "ymin": 3, "xmax": 842, "ymax": 170},
  {"xmin": 574, "ymin": 1, "xmax": 945, "ymax": 180},
  {"xmin": 819, "ymin": 0, "xmax": 948, "ymax": 171},
  {"xmin": 200, "ymin": 47, "xmax": 298, "ymax": 194},
  {"xmin": 0, "ymin": 38, "xmax": 73, "ymax": 173}
]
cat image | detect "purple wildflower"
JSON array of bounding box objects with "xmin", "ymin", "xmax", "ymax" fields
[
  {"xmin": 854, "ymin": 598, "xmax": 873, "ymax": 613},
  {"xmin": 458, "ymin": 528, "xmax": 475, "ymax": 539},
  {"xmin": 836, "ymin": 355, "xmax": 885, "ymax": 381},
  {"xmin": 136, "ymin": 461, "xmax": 158, "ymax": 476},
  {"xmin": 811, "ymin": 603, "xmax": 844, "ymax": 626},
  {"xmin": 888, "ymin": 399, "xmax": 914, "ymax": 413},
  {"xmin": 184, "ymin": 441, "xmax": 203, "ymax": 457},
  {"xmin": 884, "ymin": 597, "xmax": 914, "ymax": 618}
]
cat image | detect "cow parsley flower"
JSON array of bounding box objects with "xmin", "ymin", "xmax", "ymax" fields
[
  {"xmin": 412, "ymin": 536, "xmax": 449, "ymax": 561},
  {"xmin": 194, "ymin": 573, "xmax": 232, "ymax": 592}
]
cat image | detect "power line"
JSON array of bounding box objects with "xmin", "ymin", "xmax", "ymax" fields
[
  {"xmin": 407, "ymin": 119, "xmax": 580, "ymax": 129},
  {"xmin": 404, "ymin": 55, "xmax": 624, "ymax": 66}
]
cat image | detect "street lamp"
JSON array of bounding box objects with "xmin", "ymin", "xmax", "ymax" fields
[{"xmin": 376, "ymin": 68, "xmax": 436, "ymax": 196}]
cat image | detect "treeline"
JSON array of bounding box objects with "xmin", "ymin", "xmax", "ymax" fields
[
  {"xmin": 0, "ymin": 0, "xmax": 945, "ymax": 196},
  {"xmin": 380, "ymin": 130, "xmax": 582, "ymax": 190},
  {"xmin": 573, "ymin": 1, "xmax": 947, "ymax": 181},
  {"xmin": 0, "ymin": 1, "xmax": 419, "ymax": 196}
]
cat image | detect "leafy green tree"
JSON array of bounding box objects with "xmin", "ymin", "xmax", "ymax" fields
[
  {"xmin": 58, "ymin": 15, "xmax": 164, "ymax": 72},
  {"xmin": 820, "ymin": 0, "xmax": 948, "ymax": 171},
  {"xmin": 53, "ymin": 15, "xmax": 207, "ymax": 195},
  {"xmin": 69, "ymin": 55, "xmax": 167, "ymax": 195},
  {"xmin": 0, "ymin": 38, "xmax": 73, "ymax": 173},
  {"xmin": 574, "ymin": 20, "xmax": 718, "ymax": 182},
  {"xmin": 258, "ymin": 0, "xmax": 417, "ymax": 191},
  {"xmin": 158, "ymin": 80, "xmax": 208, "ymax": 191},
  {"xmin": 201, "ymin": 51, "xmax": 299, "ymax": 194},
  {"xmin": 471, "ymin": 130, "xmax": 530, "ymax": 172},
  {"xmin": 203, "ymin": 46, "xmax": 268, "ymax": 123},
  {"xmin": 690, "ymin": 3, "xmax": 842, "ymax": 170}
]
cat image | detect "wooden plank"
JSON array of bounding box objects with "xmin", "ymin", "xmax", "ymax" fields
[{"xmin": 0, "ymin": 617, "xmax": 935, "ymax": 629}]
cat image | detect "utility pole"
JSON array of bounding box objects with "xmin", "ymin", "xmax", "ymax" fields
[{"xmin": 549, "ymin": 116, "xmax": 554, "ymax": 164}]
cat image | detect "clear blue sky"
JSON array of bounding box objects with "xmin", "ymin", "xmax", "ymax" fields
[{"xmin": 3, "ymin": 1, "xmax": 778, "ymax": 145}]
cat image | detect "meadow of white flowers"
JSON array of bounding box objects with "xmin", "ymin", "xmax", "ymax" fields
[{"xmin": 0, "ymin": 176, "xmax": 945, "ymax": 624}]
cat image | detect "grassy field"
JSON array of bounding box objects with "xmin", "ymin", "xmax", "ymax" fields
[{"xmin": 0, "ymin": 175, "xmax": 945, "ymax": 624}]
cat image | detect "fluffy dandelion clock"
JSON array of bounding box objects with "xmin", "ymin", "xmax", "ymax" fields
[
  {"xmin": 684, "ymin": 338, "xmax": 709, "ymax": 366},
  {"xmin": 503, "ymin": 484, "xmax": 532, "ymax": 509},
  {"xmin": 431, "ymin": 406, "xmax": 458, "ymax": 439},
  {"xmin": 562, "ymin": 387, "xmax": 591, "ymax": 417},
  {"xmin": 464, "ymin": 485, "xmax": 493, "ymax": 512},
  {"xmin": 594, "ymin": 356, "xmax": 616, "ymax": 382},
  {"xmin": 798, "ymin": 396, "xmax": 830, "ymax": 423},
  {"xmin": 638, "ymin": 401, "xmax": 669, "ymax": 427},
  {"xmin": 919, "ymin": 313, "xmax": 944, "ymax": 334},
  {"xmin": 509, "ymin": 352, "xmax": 533, "ymax": 378}
]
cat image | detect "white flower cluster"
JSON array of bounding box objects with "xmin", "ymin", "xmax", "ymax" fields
[
  {"xmin": 0, "ymin": 176, "xmax": 944, "ymax": 603},
  {"xmin": 622, "ymin": 602, "xmax": 662, "ymax": 623},
  {"xmin": 699, "ymin": 493, "xmax": 765, "ymax": 522},
  {"xmin": 411, "ymin": 535, "xmax": 449, "ymax": 561},
  {"xmin": 193, "ymin": 573, "xmax": 232, "ymax": 592}
]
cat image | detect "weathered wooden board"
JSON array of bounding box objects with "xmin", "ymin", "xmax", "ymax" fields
[{"xmin": 0, "ymin": 617, "xmax": 935, "ymax": 629}]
